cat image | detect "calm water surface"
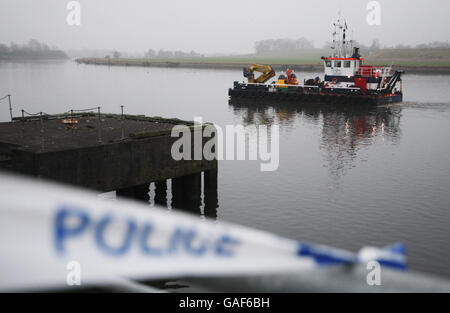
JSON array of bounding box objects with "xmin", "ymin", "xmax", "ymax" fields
[{"xmin": 1, "ymin": 60, "xmax": 449, "ymax": 277}]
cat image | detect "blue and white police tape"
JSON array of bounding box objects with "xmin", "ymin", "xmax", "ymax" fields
[{"xmin": 0, "ymin": 173, "xmax": 406, "ymax": 291}]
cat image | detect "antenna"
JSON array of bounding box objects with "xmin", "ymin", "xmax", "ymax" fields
[{"xmin": 330, "ymin": 13, "xmax": 352, "ymax": 58}]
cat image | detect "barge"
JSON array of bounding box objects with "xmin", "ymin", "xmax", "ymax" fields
[{"xmin": 229, "ymin": 17, "xmax": 404, "ymax": 105}]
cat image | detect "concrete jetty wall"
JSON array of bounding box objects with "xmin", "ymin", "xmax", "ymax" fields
[{"xmin": 0, "ymin": 113, "xmax": 218, "ymax": 215}]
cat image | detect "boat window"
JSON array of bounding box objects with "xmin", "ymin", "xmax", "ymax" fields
[
  {"xmin": 325, "ymin": 60, "xmax": 332, "ymax": 67},
  {"xmin": 335, "ymin": 60, "xmax": 342, "ymax": 67},
  {"xmin": 344, "ymin": 61, "xmax": 351, "ymax": 68}
]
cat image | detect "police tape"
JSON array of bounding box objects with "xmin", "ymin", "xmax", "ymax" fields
[{"xmin": 0, "ymin": 173, "xmax": 406, "ymax": 291}]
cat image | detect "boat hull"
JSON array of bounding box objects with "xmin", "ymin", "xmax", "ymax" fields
[{"xmin": 228, "ymin": 84, "xmax": 403, "ymax": 105}]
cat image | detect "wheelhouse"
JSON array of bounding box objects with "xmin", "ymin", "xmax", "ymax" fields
[{"xmin": 322, "ymin": 57, "xmax": 363, "ymax": 78}]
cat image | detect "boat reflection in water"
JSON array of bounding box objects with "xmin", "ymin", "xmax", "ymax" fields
[
  {"xmin": 229, "ymin": 99, "xmax": 402, "ymax": 178},
  {"xmin": 148, "ymin": 100, "xmax": 401, "ymax": 219}
]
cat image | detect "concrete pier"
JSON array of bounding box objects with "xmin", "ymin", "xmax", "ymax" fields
[
  {"xmin": 117, "ymin": 183, "xmax": 150, "ymax": 203},
  {"xmin": 171, "ymin": 173, "xmax": 202, "ymax": 214},
  {"xmin": 0, "ymin": 113, "xmax": 218, "ymax": 215},
  {"xmin": 154, "ymin": 179, "xmax": 167, "ymax": 206},
  {"xmin": 204, "ymin": 168, "xmax": 218, "ymax": 219}
]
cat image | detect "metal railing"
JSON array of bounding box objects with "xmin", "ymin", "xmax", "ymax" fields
[{"xmin": 358, "ymin": 66, "xmax": 393, "ymax": 77}]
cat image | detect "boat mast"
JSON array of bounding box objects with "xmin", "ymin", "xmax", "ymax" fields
[{"xmin": 331, "ymin": 14, "xmax": 351, "ymax": 58}]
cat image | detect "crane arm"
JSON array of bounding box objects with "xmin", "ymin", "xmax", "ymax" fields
[{"xmin": 243, "ymin": 64, "xmax": 275, "ymax": 84}]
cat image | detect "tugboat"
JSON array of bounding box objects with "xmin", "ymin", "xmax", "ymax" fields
[{"xmin": 229, "ymin": 17, "xmax": 403, "ymax": 105}]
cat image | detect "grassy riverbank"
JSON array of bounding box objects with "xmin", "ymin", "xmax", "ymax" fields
[{"xmin": 76, "ymin": 48, "xmax": 450, "ymax": 74}]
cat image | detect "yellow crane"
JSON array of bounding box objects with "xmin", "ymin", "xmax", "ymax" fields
[{"xmin": 243, "ymin": 64, "xmax": 275, "ymax": 84}]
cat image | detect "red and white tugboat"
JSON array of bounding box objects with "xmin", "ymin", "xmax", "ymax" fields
[{"xmin": 229, "ymin": 17, "xmax": 404, "ymax": 105}]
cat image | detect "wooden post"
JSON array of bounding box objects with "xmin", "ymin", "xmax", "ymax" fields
[
  {"xmin": 120, "ymin": 105, "xmax": 124, "ymax": 140},
  {"xmin": 97, "ymin": 106, "xmax": 102, "ymax": 143},
  {"xmin": 7, "ymin": 95, "xmax": 12, "ymax": 121}
]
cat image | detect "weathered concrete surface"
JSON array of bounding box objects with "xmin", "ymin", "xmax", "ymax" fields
[
  {"xmin": 0, "ymin": 113, "xmax": 180, "ymax": 151},
  {"xmin": 0, "ymin": 113, "xmax": 217, "ymax": 192}
]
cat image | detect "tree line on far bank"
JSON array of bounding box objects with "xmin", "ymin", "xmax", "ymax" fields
[
  {"xmin": 253, "ymin": 37, "xmax": 450, "ymax": 56},
  {"xmin": 144, "ymin": 49, "xmax": 203, "ymax": 58},
  {"xmin": 129, "ymin": 38, "xmax": 450, "ymax": 60},
  {"xmin": 0, "ymin": 39, "xmax": 68, "ymax": 60}
]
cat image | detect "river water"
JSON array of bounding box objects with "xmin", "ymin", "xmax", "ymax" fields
[{"xmin": 1, "ymin": 60, "xmax": 449, "ymax": 278}]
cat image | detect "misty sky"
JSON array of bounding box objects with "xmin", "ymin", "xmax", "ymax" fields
[{"xmin": 1, "ymin": 0, "xmax": 449, "ymax": 54}]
